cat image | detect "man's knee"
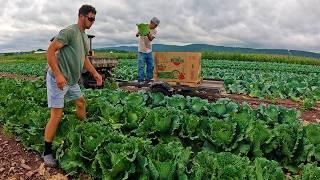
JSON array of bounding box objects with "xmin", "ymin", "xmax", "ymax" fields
[
  {"xmin": 75, "ymin": 96, "xmax": 86, "ymax": 108},
  {"xmin": 50, "ymin": 108, "xmax": 63, "ymax": 122}
]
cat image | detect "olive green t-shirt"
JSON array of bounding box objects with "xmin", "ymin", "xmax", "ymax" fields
[{"xmin": 54, "ymin": 24, "xmax": 89, "ymax": 85}]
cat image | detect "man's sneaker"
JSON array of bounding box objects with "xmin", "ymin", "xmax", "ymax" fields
[
  {"xmin": 42, "ymin": 154, "xmax": 57, "ymax": 167},
  {"xmin": 145, "ymin": 79, "xmax": 153, "ymax": 84}
]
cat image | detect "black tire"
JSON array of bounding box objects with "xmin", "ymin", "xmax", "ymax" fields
[
  {"xmin": 80, "ymin": 73, "xmax": 90, "ymax": 88},
  {"xmin": 150, "ymin": 83, "xmax": 173, "ymax": 96}
]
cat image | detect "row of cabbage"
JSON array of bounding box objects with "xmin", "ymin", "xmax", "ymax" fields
[
  {"xmin": 1, "ymin": 59, "xmax": 320, "ymax": 108},
  {"xmin": 114, "ymin": 59, "xmax": 320, "ymax": 109}
]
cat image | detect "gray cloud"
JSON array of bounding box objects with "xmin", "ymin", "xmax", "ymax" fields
[{"xmin": 0, "ymin": 0, "xmax": 319, "ymax": 52}]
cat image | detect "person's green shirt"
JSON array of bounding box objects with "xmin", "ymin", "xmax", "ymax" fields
[{"xmin": 54, "ymin": 24, "xmax": 89, "ymax": 85}]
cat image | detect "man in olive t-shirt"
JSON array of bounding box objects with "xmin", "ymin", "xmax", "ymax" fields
[{"xmin": 43, "ymin": 4, "xmax": 102, "ymax": 167}]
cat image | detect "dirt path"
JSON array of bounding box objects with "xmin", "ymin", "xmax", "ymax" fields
[
  {"xmin": 0, "ymin": 128, "xmax": 67, "ymax": 180},
  {"xmin": 0, "ymin": 73, "xmax": 39, "ymax": 81},
  {"xmin": 121, "ymin": 85, "xmax": 320, "ymax": 123},
  {"xmin": 220, "ymin": 93, "xmax": 320, "ymax": 123}
]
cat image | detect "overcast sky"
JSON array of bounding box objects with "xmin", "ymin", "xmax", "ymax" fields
[{"xmin": 0, "ymin": 0, "xmax": 319, "ymax": 52}]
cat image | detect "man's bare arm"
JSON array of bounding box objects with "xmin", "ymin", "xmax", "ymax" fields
[
  {"xmin": 83, "ymin": 57, "xmax": 97, "ymax": 75},
  {"xmin": 47, "ymin": 40, "xmax": 67, "ymax": 90},
  {"xmin": 147, "ymin": 33, "xmax": 155, "ymax": 41},
  {"xmin": 47, "ymin": 40, "xmax": 64, "ymax": 76}
]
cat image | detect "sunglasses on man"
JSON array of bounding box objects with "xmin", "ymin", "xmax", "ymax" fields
[{"xmin": 85, "ymin": 15, "xmax": 95, "ymax": 22}]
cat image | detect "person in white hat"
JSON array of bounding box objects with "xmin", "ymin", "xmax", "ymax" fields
[{"xmin": 136, "ymin": 17, "xmax": 160, "ymax": 83}]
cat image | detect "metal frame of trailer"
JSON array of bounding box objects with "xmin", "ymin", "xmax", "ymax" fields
[{"xmin": 117, "ymin": 78, "xmax": 225, "ymax": 96}]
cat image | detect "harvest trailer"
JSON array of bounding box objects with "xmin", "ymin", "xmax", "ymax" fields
[
  {"xmin": 118, "ymin": 52, "xmax": 224, "ymax": 96},
  {"xmin": 82, "ymin": 36, "xmax": 225, "ymax": 97}
]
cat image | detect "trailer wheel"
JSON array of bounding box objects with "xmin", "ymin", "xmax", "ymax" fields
[
  {"xmin": 150, "ymin": 81, "xmax": 173, "ymax": 96},
  {"xmin": 80, "ymin": 72, "xmax": 92, "ymax": 88},
  {"xmin": 150, "ymin": 86, "xmax": 173, "ymax": 96},
  {"xmin": 80, "ymin": 69, "xmax": 108, "ymax": 89}
]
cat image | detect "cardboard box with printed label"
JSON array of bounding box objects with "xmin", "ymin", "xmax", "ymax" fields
[{"xmin": 153, "ymin": 52, "xmax": 202, "ymax": 87}]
